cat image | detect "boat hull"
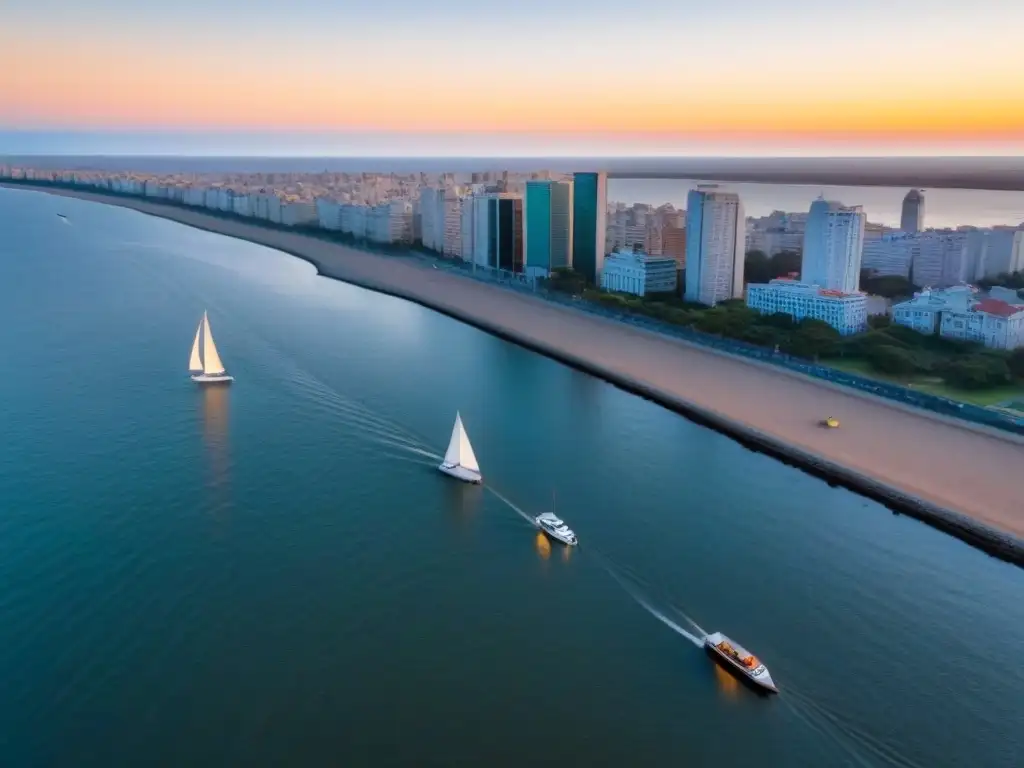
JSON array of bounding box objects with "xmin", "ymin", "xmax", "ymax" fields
[
  {"xmin": 704, "ymin": 641, "xmax": 778, "ymax": 694},
  {"xmin": 191, "ymin": 373, "xmax": 234, "ymax": 384},
  {"xmin": 536, "ymin": 521, "xmax": 578, "ymax": 547},
  {"xmin": 438, "ymin": 463, "xmax": 482, "ymax": 484}
]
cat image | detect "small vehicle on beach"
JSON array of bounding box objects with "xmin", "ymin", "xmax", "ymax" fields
[{"xmin": 819, "ymin": 416, "xmax": 840, "ymax": 429}]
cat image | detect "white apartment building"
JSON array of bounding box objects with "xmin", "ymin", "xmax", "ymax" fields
[
  {"xmin": 281, "ymin": 200, "xmax": 317, "ymax": 227},
  {"xmin": 232, "ymin": 194, "xmax": 253, "ymax": 217},
  {"xmin": 341, "ymin": 203, "xmax": 368, "ymax": 239},
  {"xmin": 912, "ymin": 232, "xmax": 968, "ymax": 288},
  {"xmin": 891, "ymin": 285, "xmax": 979, "ymax": 334},
  {"xmin": 367, "ymin": 200, "xmax": 413, "ymax": 244},
  {"xmin": 460, "ymin": 196, "xmax": 475, "ymax": 261},
  {"xmin": 684, "ymin": 187, "xmax": 745, "ymax": 306},
  {"xmin": 418, "ymin": 187, "xmax": 446, "ymax": 252},
  {"xmin": 801, "ymin": 197, "xmax": 866, "ymax": 294},
  {"xmin": 746, "ymin": 279, "xmax": 867, "ymax": 336},
  {"xmin": 443, "ymin": 198, "xmax": 463, "ymax": 257},
  {"xmin": 600, "ymin": 249, "xmax": 677, "ymax": 296},
  {"xmin": 939, "ymin": 298, "xmax": 1024, "ymax": 350},
  {"xmin": 316, "ymin": 198, "xmax": 342, "ymax": 231}
]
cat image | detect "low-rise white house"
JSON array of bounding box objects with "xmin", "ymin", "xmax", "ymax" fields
[
  {"xmin": 892, "ymin": 286, "xmax": 1024, "ymax": 349},
  {"xmin": 891, "ymin": 286, "xmax": 978, "ymax": 334},
  {"xmin": 745, "ymin": 279, "xmax": 867, "ymax": 335},
  {"xmin": 600, "ymin": 248, "xmax": 677, "ymax": 296}
]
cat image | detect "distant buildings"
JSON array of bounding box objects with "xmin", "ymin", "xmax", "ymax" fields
[
  {"xmin": 746, "ymin": 279, "xmax": 867, "ymax": 336},
  {"xmin": 801, "ymin": 197, "xmax": 865, "ymax": 294},
  {"xmin": 892, "ymin": 286, "xmax": 1024, "ymax": 349},
  {"xmin": 600, "ymin": 248, "xmax": 677, "ymax": 297},
  {"xmin": 900, "ymin": 189, "xmax": 925, "ymax": 234},
  {"xmin": 418, "ymin": 187, "xmax": 446, "ymax": 252},
  {"xmin": 524, "ymin": 180, "xmax": 573, "ymax": 278},
  {"xmin": 745, "ymin": 210, "xmax": 807, "ymax": 257},
  {"xmin": 684, "ymin": 187, "xmax": 745, "ymax": 306},
  {"xmin": 571, "ymin": 172, "xmax": 608, "ymax": 284}
]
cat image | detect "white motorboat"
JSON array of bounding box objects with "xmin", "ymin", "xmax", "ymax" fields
[
  {"xmin": 438, "ymin": 412, "xmax": 482, "ymax": 484},
  {"xmin": 535, "ymin": 512, "xmax": 578, "ymax": 547},
  {"xmin": 703, "ymin": 631, "xmax": 778, "ymax": 694},
  {"xmin": 189, "ymin": 311, "xmax": 234, "ymax": 384}
]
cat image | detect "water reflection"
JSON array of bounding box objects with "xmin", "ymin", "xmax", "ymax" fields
[
  {"xmin": 713, "ymin": 663, "xmax": 741, "ymax": 700},
  {"xmin": 535, "ymin": 532, "xmax": 551, "ymax": 561},
  {"xmin": 198, "ymin": 385, "xmax": 231, "ymax": 517},
  {"xmin": 444, "ymin": 481, "xmax": 482, "ymax": 530}
]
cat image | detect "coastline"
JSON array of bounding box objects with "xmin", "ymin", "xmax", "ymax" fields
[{"xmin": 6, "ymin": 182, "xmax": 1024, "ymax": 566}]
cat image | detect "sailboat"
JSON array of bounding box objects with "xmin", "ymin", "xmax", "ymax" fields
[
  {"xmin": 438, "ymin": 412, "xmax": 482, "ymax": 484},
  {"xmin": 189, "ymin": 311, "xmax": 234, "ymax": 384}
]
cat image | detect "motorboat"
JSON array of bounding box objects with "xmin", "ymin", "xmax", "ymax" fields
[
  {"xmin": 535, "ymin": 512, "xmax": 578, "ymax": 547},
  {"xmin": 189, "ymin": 311, "xmax": 234, "ymax": 384},
  {"xmin": 704, "ymin": 632, "xmax": 777, "ymax": 694},
  {"xmin": 438, "ymin": 412, "xmax": 482, "ymax": 484},
  {"xmin": 819, "ymin": 416, "xmax": 840, "ymax": 429}
]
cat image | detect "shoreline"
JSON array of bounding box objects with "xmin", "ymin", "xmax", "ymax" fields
[{"xmin": 6, "ymin": 182, "xmax": 1024, "ymax": 567}]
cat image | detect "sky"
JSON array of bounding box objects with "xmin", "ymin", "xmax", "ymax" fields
[{"xmin": 2, "ymin": 0, "xmax": 1023, "ymax": 156}]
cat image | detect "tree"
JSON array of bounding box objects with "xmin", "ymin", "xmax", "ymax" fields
[
  {"xmin": 866, "ymin": 344, "xmax": 918, "ymax": 376},
  {"xmin": 744, "ymin": 250, "xmax": 771, "ymax": 284},
  {"xmin": 942, "ymin": 355, "xmax": 1010, "ymax": 390},
  {"xmin": 867, "ymin": 314, "xmax": 892, "ymax": 330},
  {"xmin": 861, "ymin": 275, "xmax": 916, "ymax": 299},
  {"xmin": 782, "ymin": 318, "xmax": 841, "ymax": 359},
  {"xmin": 769, "ymin": 251, "xmax": 802, "ymax": 279},
  {"xmin": 1009, "ymin": 348, "xmax": 1024, "ymax": 380}
]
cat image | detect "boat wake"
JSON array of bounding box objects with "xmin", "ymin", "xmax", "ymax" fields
[
  {"xmin": 485, "ymin": 486, "xmax": 538, "ymax": 527},
  {"xmin": 591, "ymin": 552, "xmax": 704, "ymax": 647}
]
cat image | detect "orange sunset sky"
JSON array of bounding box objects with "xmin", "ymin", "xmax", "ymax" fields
[{"xmin": 2, "ymin": 0, "xmax": 1022, "ymax": 155}]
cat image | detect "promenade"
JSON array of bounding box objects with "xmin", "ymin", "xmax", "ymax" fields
[{"xmin": 9, "ymin": 184, "xmax": 1024, "ymax": 560}]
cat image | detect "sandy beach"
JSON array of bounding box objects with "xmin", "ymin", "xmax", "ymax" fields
[{"xmin": 8, "ymin": 183, "xmax": 1024, "ymax": 559}]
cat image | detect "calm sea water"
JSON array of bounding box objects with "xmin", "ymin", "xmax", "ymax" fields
[{"xmin": 1, "ymin": 187, "xmax": 1023, "ymax": 768}]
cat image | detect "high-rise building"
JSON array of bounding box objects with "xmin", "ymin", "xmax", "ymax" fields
[
  {"xmin": 684, "ymin": 187, "xmax": 745, "ymax": 306},
  {"xmin": 524, "ymin": 180, "xmax": 573, "ymax": 278},
  {"xmin": 571, "ymin": 172, "xmax": 608, "ymax": 284},
  {"xmin": 662, "ymin": 226, "xmax": 687, "ymax": 269},
  {"xmin": 471, "ymin": 194, "xmax": 524, "ymax": 272},
  {"xmin": 801, "ymin": 197, "xmax": 866, "ymax": 294},
  {"xmin": 418, "ymin": 187, "xmax": 446, "ymax": 252},
  {"xmin": 901, "ymin": 189, "xmax": 925, "ymax": 233}
]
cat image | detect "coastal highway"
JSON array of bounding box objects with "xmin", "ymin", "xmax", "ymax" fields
[{"xmin": 9, "ymin": 184, "xmax": 1024, "ymax": 559}]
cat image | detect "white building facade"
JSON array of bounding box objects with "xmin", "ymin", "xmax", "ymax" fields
[
  {"xmin": 684, "ymin": 187, "xmax": 745, "ymax": 306},
  {"xmin": 801, "ymin": 198, "xmax": 865, "ymax": 294},
  {"xmin": 600, "ymin": 249, "xmax": 677, "ymax": 296},
  {"xmin": 746, "ymin": 279, "xmax": 867, "ymax": 336}
]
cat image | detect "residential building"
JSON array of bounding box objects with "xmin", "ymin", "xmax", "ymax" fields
[
  {"xmin": 662, "ymin": 226, "xmax": 686, "ymax": 269},
  {"xmin": 900, "ymin": 189, "xmax": 925, "ymax": 233},
  {"xmin": 600, "ymin": 248, "xmax": 677, "ymax": 296},
  {"xmin": 891, "ymin": 286, "xmax": 979, "ymax": 334},
  {"xmin": 967, "ymin": 228, "xmax": 1020, "ymax": 280},
  {"xmin": 746, "ymin": 279, "xmax": 867, "ymax": 336},
  {"xmin": 939, "ymin": 298, "xmax": 1024, "ymax": 350},
  {"xmin": 524, "ymin": 180, "xmax": 572, "ymax": 278},
  {"xmin": 281, "ymin": 200, "xmax": 317, "ymax": 228},
  {"xmin": 571, "ymin": 172, "xmax": 608, "ymax": 284},
  {"xmin": 801, "ymin": 197, "xmax": 866, "ymax": 294},
  {"xmin": 442, "ymin": 197, "xmax": 463, "ymax": 258},
  {"xmin": 912, "ymin": 232, "xmax": 968, "ymax": 288},
  {"xmin": 419, "ymin": 187, "xmax": 446, "ymax": 252},
  {"xmin": 684, "ymin": 187, "xmax": 745, "ymax": 306},
  {"xmin": 862, "ymin": 234, "xmax": 914, "ymax": 277},
  {"xmin": 316, "ymin": 198, "xmax": 342, "ymax": 230}
]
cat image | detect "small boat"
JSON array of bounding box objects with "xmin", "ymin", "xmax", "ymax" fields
[
  {"xmin": 819, "ymin": 416, "xmax": 840, "ymax": 429},
  {"xmin": 438, "ymin": 412, "xmax": 482, "ymax": 484},
  {"xmin": 535, "ymin": 496, "xmax": 578, "ymax": 547},
  {"xmin": 703, "ymin": 632, "xmax": 778, "ymax": 694},
  {"xmin": 189, "ymin": 311, "xmax": 234, "ymax": 384}
]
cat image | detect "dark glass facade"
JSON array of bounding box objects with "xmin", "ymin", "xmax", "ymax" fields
[{"xmin": 572, "ymin": 172, "xmax": 600, "ymax": 283}]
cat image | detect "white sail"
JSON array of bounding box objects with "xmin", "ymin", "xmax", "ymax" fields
[
  {"xmin": 201, "ymin": 312, "xmax": 226, "ymax": 375},
  {"xmin": 444, "ymin": 413, "xmax": 464, "ymax": 466},
  {"xmin": 458, "ymin": 418, "xmax": 479, "ymax": 472},
  {"xmin": 189, "ymin": 321, "xmax": 203, "ymax": 372}
]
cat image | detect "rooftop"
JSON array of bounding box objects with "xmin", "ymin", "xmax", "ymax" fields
[{"xmin": 974, "ymin": 299, "xmax": 1024, "ymax": 318}]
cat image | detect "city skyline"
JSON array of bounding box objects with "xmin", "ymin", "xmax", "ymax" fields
[{"xmin": 3, "ymin": 1, "xmax": 1023, "ymax": 156}]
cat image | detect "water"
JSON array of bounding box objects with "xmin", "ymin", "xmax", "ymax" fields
[{"xmin": 1, "ymin": 187, "xmax": 1023, "ymax": 767}]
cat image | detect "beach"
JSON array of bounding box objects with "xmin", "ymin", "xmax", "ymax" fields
[{"xmin": 8, "ymin": 183, "xmax": 1024, "ymax": 561}]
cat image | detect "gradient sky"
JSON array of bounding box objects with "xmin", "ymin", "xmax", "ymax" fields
[{"xmin": 2, "ymin": 0, "xmax": 1023, "ymax": 155}]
